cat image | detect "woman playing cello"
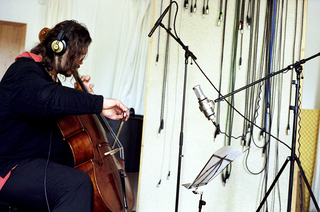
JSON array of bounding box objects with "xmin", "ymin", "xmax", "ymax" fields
[{"xmin": 0, "ymin": 20, "xmax": 129, "ymax": 212}]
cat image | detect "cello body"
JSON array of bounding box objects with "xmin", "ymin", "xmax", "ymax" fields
[{"xmin": 57, "ymin": 113, "xmax": 135, "ymax": 212}]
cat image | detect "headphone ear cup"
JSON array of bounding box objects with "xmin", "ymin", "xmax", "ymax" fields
[{"xmin": 50, "ymin": 39, "xmax": 66, "ymax": 55}]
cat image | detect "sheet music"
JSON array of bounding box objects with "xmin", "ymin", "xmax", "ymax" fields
[{"xmin": 183, "ymin": 146, "xmax": 243, "ymax": 189}]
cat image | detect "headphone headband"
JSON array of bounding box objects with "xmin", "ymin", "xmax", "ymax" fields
[{"xmin": 57, "ymin": 21, "xmax": 75, "ymax": 41}]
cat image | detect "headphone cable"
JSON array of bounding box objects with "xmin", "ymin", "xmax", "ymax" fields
[{"xmin": 44, "ymin": 124, "xmax": 53, "ymax": 212}]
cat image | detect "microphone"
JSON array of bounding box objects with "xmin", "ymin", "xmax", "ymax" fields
[
  {"xmin": 193, "ymin": 85, "xmax": 216, "ymax": 124},
  {"xmin": 148, "ymin": 2, "xmax": 172, "ymax": 37}
]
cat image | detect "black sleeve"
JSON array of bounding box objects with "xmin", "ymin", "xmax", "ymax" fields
[{"xmin": 5, "ymin": 59, "xmax": 103, "ymax": 118}]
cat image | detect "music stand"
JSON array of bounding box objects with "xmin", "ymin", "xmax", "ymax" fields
[{"xmin": 183, "ymin": 146, "xmax": 243, "ymax": 212}]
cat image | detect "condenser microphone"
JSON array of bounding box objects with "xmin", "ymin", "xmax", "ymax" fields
[
  {"xmin": 148, "ymin": 2, "xmax": 172, "ymax": 37},
  {"xmin": 193, "ymin": 85, "xmax": 216, "ymax": 124}
]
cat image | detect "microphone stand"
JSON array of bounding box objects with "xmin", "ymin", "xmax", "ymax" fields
[
  {"xmin": 157, "ymin": 22, "xmax": 197, "ymax": 212},
  {"xmin": 148, "ymin": 2, "xmax": 197, "ymax": 211},
  {"xmin": 215, "ymin": 52, "xmax": 320, "ymax": 211},
  {"xmin": 149, "ymin": 2, "xmax": 319, "ymax": 211}
]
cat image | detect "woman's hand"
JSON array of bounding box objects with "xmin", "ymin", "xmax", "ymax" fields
[
  {"xmin": 74, "ymin": 75, "xmax": 94, "ymax": 94},
  {"xmin": 102, "ymin": 98, "xmax": 130, "ymax": 121}
]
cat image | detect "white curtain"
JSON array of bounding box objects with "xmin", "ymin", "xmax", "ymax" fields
[{"xmin": 45, "ymin": 0, "xmax": 152, "ymax": 115}]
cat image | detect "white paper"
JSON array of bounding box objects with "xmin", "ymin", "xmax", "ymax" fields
[{"xmin": 183, "ymin": 146, "xmax": 243, "ymax": 189}]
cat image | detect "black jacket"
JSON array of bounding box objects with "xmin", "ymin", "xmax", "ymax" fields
[{"xmin": 0, "ymin": 57, "xmax": 104, "ymax": 175}]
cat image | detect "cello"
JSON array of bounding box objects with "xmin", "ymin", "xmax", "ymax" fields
[{"xmin": 39, "ymin": 28, "xmax": 135, "ymax": 212}]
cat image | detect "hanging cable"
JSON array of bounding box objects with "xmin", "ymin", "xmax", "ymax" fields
[
  {"xmin": 156, "ymin": 0, "xmax": 165, "ymax": 63},
  {"xmin": 193, "ymin": 0, "xmax": 197, "ymax": 13},
  {"xmin": 259, "ymin": 1, "xmax": 277, "ymax": 210},
  {"xmin": 270, "ymin": 0, "xmax": 286, "ymax": 210},
  {"xmin": 242, "ymin": 0, "xmax": 258, "ymax": 147},
  {"xmin": 285, "ymin": 0, "xmax": 300, "ymax": 136},
  {"xmin": 246, "ymin": 0, "xmax": 252, "ymax": 29},
  {"xmin": 157, "ymin": 1, "xmax": 181, "ymax": 186},
  {"xmin": 217, "ymin": 0, "xmax": 224, "ymax": 25},
  {"xmin": 157, "ymin": 31, "xmax": 173, "ymax": 187},
  {"xmin": 222, "ymin": 0, "xmax": 240, "ymax": 184},
  {"xmin": 294, "ymin": 0, "xmax": 305, "ymax": 210},
  {"xmin": 158, "ymin": 0, "xmax": 173, "ymax": 135},
  {"xmin": 238, "ymin": 0, "xmax": 245, "ymax": 70},
  {"xmin": 202, "ymin": 0, "xmax": 209, "ymax": 16},
  {"xmin": 184, "ymin": 0, "xmax": 189, "ymax": 8},
  {"xmin": 166, "ymin": 1, "xmax": 185, "ymax": 182},
  {"xmin": 190, "ymin": 0, "xmax": 193, "ymax": 12},
  {"xmin": 296, "ymin": 2, "xmax": 305, "ymax": 211},
  {"xmin": 215, "ymin": 0, "xmax": 228, "ymax": 139},
  {"xmin": 191, "ymin": 59, "xmax": 292, "ymax": 150}
]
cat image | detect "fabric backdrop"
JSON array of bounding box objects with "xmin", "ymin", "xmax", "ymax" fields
[{"xmin": 45, "ymin": 0, "xmax": 152, "ymax": 115}]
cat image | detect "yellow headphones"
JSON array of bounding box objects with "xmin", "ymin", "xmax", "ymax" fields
[{"xmin": 50, "ymin": 21, "xmax": 75, "ymax": 55}]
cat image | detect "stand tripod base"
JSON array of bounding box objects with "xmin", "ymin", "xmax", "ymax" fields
[{"xmin": 256, "ymin": 155, "xmax": 319, "ymax": 212}]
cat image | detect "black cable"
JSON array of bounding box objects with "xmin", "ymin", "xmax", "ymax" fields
[
  {"xmin": 238, "ymin": 0, "xmax": 245, "ymax": 69},
  {"xmin": 222, "ymin": 0, "xmax": 241, "ymax": 184},
  {"xmin": 43, "ymin": 55, "xmax": 57, "ymax": 212},
  {"xmin": 215, "ymin": 0, "xmax": 228, "ymax": 139},
  {"xmin": 44, "ymin": 125, "xmax": 53, "ymax": 212},
  {"xmin": 156, "ymin": 0, "xmax": 164, "ymax": 63},
  {"xmin": 169, "ymin": 0, "xmax": 291, "ymax": 186},
  {"xmin": 218, "ymin": 0, "xmax": 224, "ymax": 25},
  {"xmin": 242, "ymin": 0, "xmax": 254, "ymax": 146},
  {"xmin": 297, "ymin": 1, "xmax": 305, "ymax": 211},
  {"xmin": 43, "ymin": 56, "xmax": 57, "ymax": 212},
  {"xmin": 298, "ymin": 83, "xmax": 303, "ymax": 212},
  {"xmin": 158, "ymin": 0, "xmax": 173, "ymax": 135},
  {"xmin": 246, "ymin": 0, "xmax": 251, "ymax": 28},
  {"xmin": 191, "ymin": 58, "xmax": 291, "ymax": 150},
  {"xmin": 244, "ymin": 0, "xmax": 262, "ymax": 148}
]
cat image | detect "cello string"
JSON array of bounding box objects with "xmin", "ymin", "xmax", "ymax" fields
[
  {"xmin": 76, "ymin": 76, "xmax": 125, "ymax": 161},
  {"xmin": 99, "ymin": 111, "xmax": 125, "ymax": 160}
]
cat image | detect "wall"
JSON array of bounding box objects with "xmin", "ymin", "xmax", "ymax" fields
[
  {"xmin": 302, "ymin": 0, "xmax": 320, "ymax": 110},
  {"xmin": 0, "ymin": 0, "xmax": 319, "ymax": 211},
  {"xmin": 138, "ymin": 0, "xmax": 307, "ymax": 211},
  {"xmin": 0, "ymin": 0, "xmax": 47, "ymax": 51}
]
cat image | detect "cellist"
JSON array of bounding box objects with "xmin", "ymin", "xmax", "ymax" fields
[{"xmin": 0, "ymin": 20, "xmax": 129, "ymax": 212}]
